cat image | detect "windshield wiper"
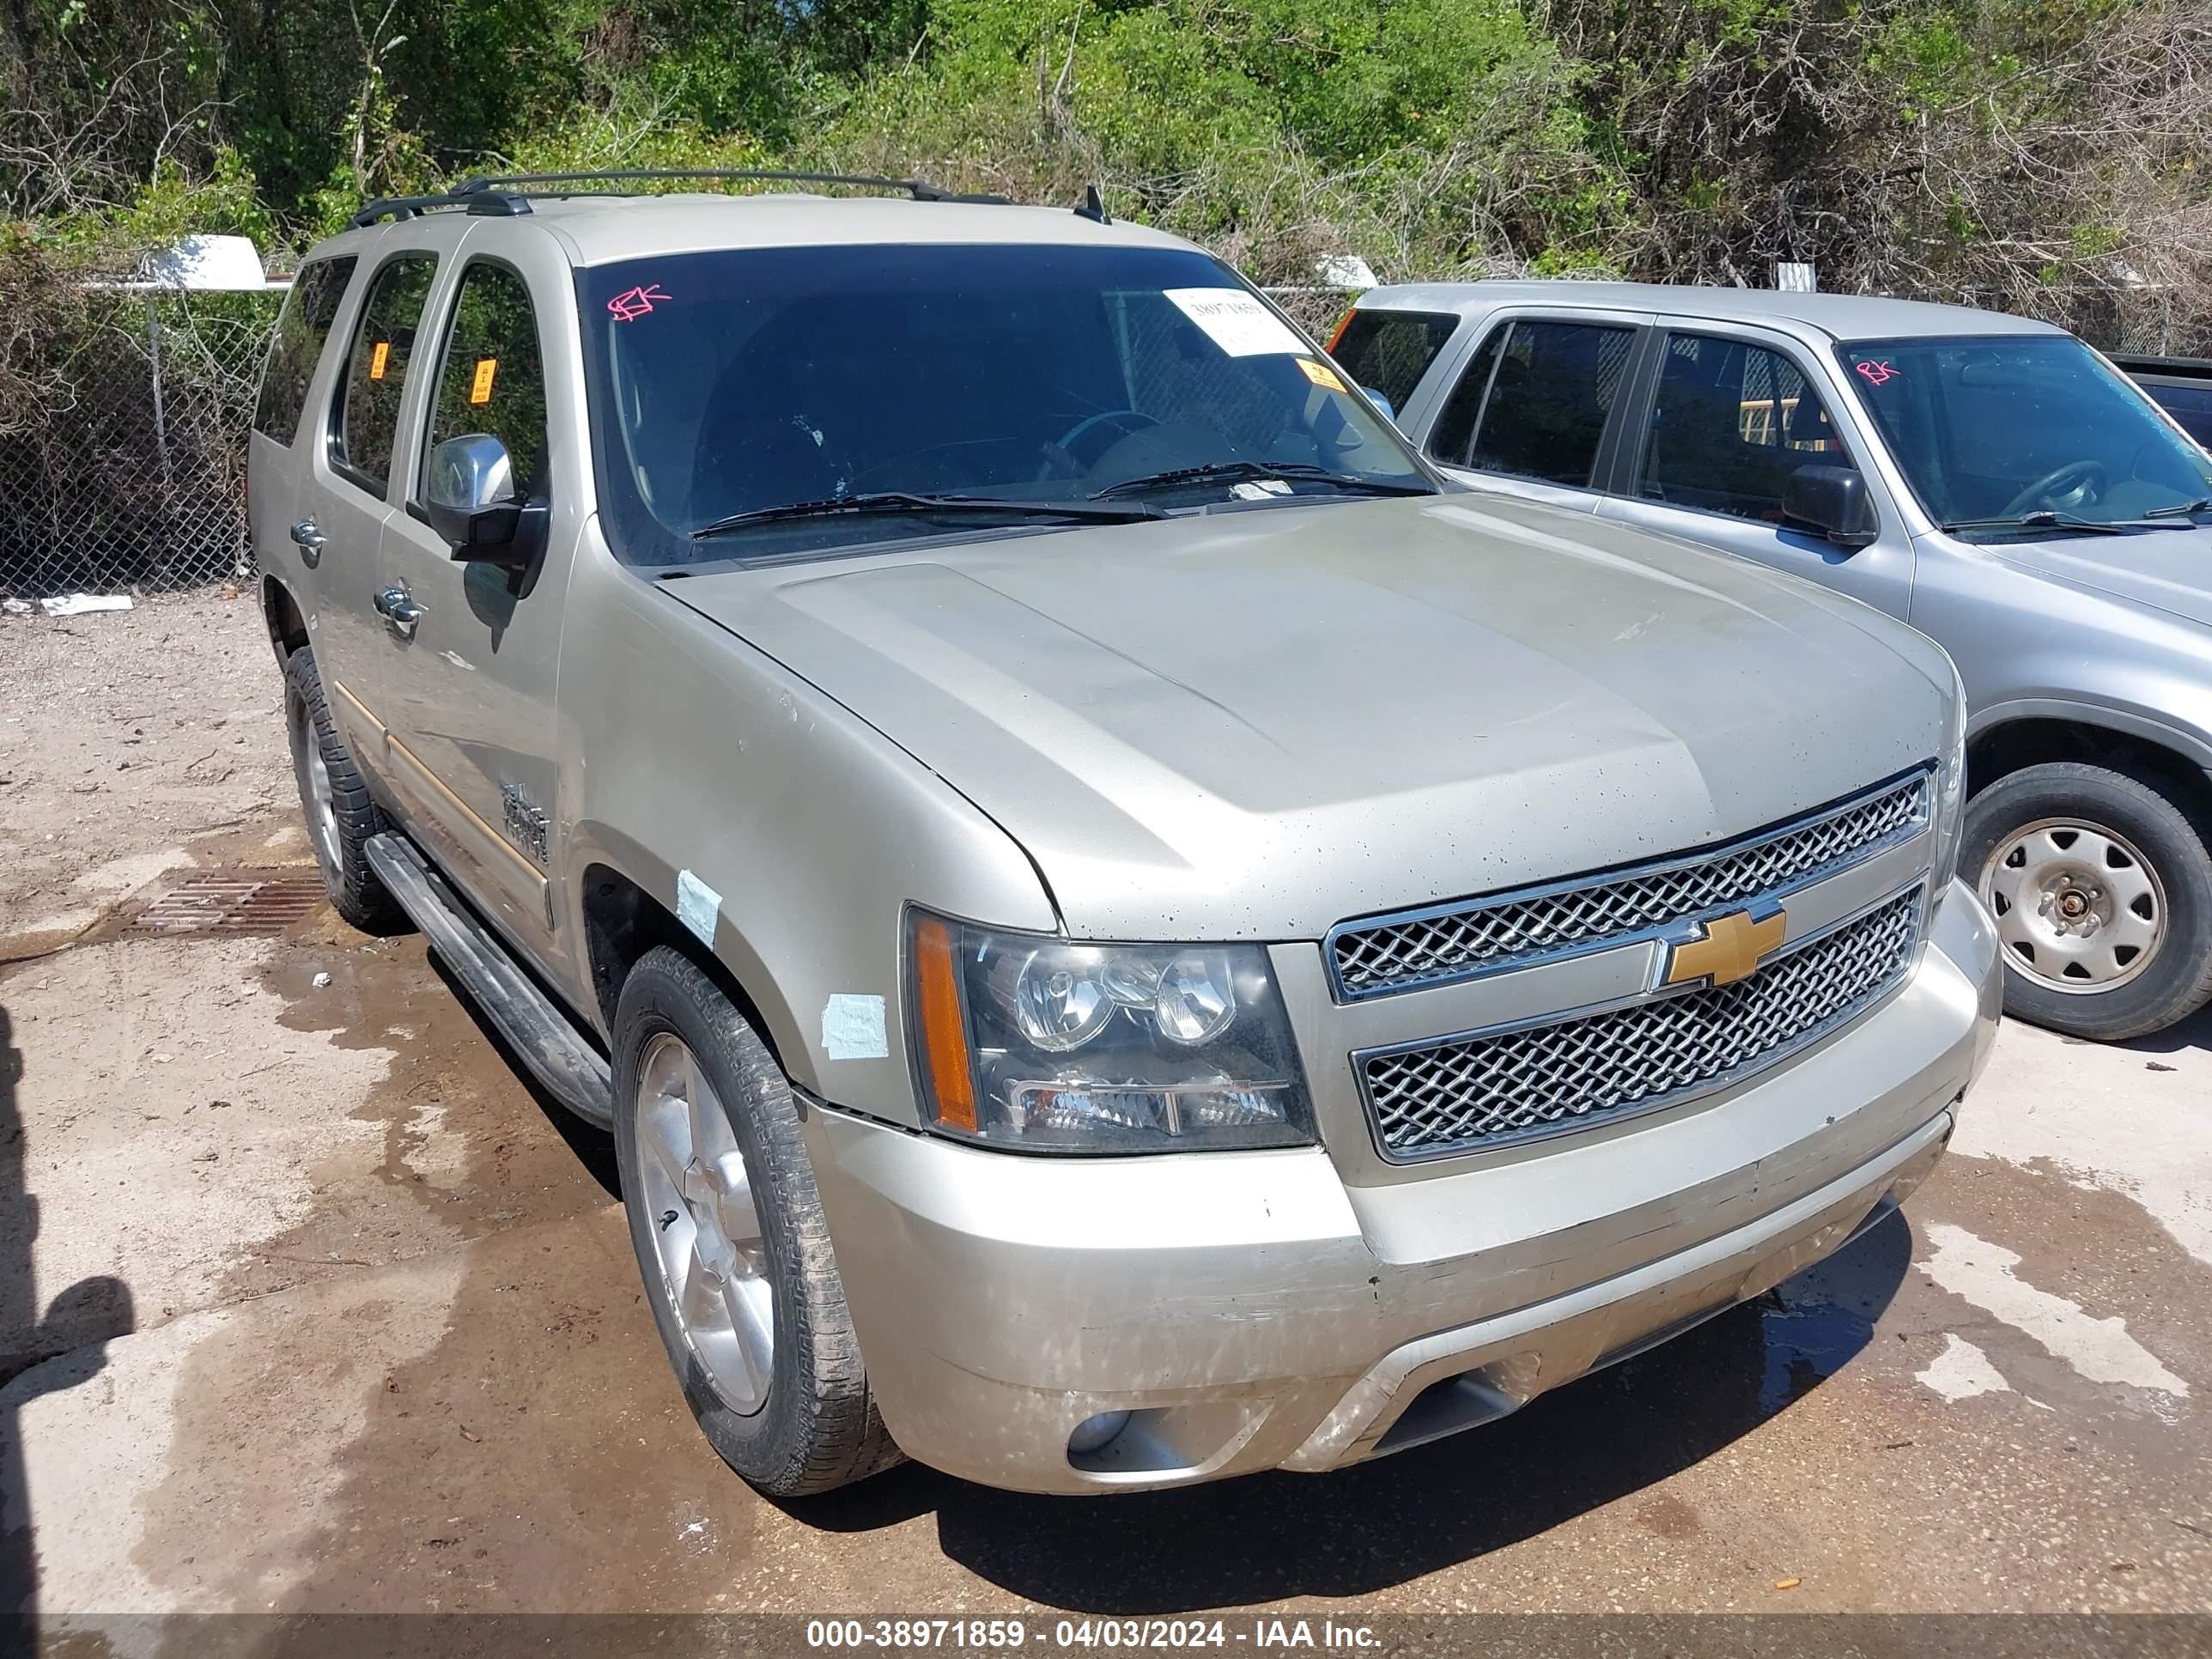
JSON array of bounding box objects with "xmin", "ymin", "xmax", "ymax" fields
[
  {"xmin": 1941, "ymin": 510, "xmax": 2127, "ymax": 538},
  {"xmin": 692, "ymin": 490, "xmax": 1164, "ymax": 540},
  {"xmin": 2142, "ymin": 497, "xmax": 2212, "ymax": 520},
  {"xmin": 1090, "ymin": 459, "xmax": 1432, "ymax": 501}
]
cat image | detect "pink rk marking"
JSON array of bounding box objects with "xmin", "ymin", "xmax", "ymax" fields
[
  {"xmin": 1855, "ymin": 359, "xmax": 1899, "ymax": 386},
  {"xmin": 607, "ymin": 284, "xmax": 670, "ymax": 322}
]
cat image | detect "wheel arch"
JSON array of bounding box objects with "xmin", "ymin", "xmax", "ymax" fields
[
  {"xmin": 261, "ymin": 574, "xmax": 308, "ymax": 669},
  {"xmin": 571, "ymin": 838, "xmax": 805, "ymax": 1078},
  {"xmin": 1966, "ymin": 704, "xmax": 2212, "ymax": 818}
]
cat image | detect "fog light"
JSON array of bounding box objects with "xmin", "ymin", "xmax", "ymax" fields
[{"xmin": 1066, "ymin": 1411, "xmax": 1131, "ymax": 1455}]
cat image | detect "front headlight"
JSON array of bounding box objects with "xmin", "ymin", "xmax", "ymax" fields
[
  {"xmin": 1932, "ymin": 657, "xmax": 1970, "ymax": 885},
  {"xmin": 906, "ymin": 910, "xmax": 1314, "ymax": 1153}
]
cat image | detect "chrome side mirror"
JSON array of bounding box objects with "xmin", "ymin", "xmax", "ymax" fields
[{"xmin": 421, "ymin": 434, "xmax": 544, "ymax": 566}]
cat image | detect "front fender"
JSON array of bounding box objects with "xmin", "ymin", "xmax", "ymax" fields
[{"xmin": 556, "ymin": 527, "xmax": 1055, "ymax": 1126}]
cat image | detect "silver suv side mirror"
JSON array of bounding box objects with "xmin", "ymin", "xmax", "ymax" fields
[
  {"xmin": 421, "ymin": 434, "xmax": 546, "ymax": 567},
  {"xmin": 1782, "ymin": 464, "xmax": 1879, "ymax": 550}
]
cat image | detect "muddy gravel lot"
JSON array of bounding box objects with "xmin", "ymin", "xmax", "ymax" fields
[{"xmin": 1, "ymin": 595, "xmax": 2209, "ymax": 1647}]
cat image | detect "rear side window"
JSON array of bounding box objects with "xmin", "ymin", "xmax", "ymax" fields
[
  {"xmin": 1328, "ymin": 309, "xmax": 1459, "ymax": 413},
  {"xmin": 253, "ymin": 257, "xmax": 356, "ymax": 445},
  {"xmin": 1638, "ymin": 333, "xmax": 1853, "ymax": 523},
  {"xmin": 334, "ymin": 254, "xmax": 439, "ymax": 495},
  {"xmin": 1425, "ymin": 319, "xmax": 1634, "ymax": 488},
  {"xmin": 424, "ymin": 263, "xmax": 550, "ymax": 498}
]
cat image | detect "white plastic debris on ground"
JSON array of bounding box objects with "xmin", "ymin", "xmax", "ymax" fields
[{"xmin": 38, "ymin": 593, "xmax": 135, "ymax": 617}]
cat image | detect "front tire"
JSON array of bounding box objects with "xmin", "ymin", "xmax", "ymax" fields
[
  {"xmin": 1962, "ymin": 760, "xmax": 2212, "ymax": 1040},
  {"xmin": 611, "ymin": 945, "xmax": 901, "ymax": 1496}
]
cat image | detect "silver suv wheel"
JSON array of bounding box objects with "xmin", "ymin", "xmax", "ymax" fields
[
  {"xmin": 632, "ymin": 1030, "xmax": 775, "ymax": 1414},
  {"xmin": 287, "ymin": 686, "xmax": 343, "ymax": 876},
  {"xmin": 1979, "ymin": 816, "xmax": 2166, "ymax": 993}
]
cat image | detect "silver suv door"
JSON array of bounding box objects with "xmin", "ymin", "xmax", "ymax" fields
[
  {"xmin": 306, "ymin": 243, "xmax": 453, "ymax": 760},
  {"xmin": 372, "ymin": 230, "xmax": 576, "ymax": 971},
  {"xmin": 1597, "ymin": 319, "xmax": 1916, "ymax": 619},
  {"xmin": 1415, "ymin": 307, "xmax": 1651, "ymax": 514}
]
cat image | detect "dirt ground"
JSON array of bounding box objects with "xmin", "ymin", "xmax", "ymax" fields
[
  {"xmin": 1, "ymin": 595, "xmax": 2209, "ymax": 1644},
  {"xmin": 0, "ymin": 590, "xmax": 292, "ymax": 962}
]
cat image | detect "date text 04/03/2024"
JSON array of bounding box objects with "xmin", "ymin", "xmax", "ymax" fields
[{"xmin": 805, "ymin": 1619, "xmax": 1383, "ymax": 1650}]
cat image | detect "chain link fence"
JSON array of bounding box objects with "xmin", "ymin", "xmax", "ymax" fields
[{"xmin": 0, "ymin": 289, "xmax": 282, "ymax": 599}]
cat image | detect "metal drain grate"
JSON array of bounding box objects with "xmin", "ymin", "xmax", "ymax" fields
[{"xmin": 135, "ymin": 872, "xmax": 327, "ymax": 933}]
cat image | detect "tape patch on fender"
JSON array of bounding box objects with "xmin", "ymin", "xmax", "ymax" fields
[
  {"xmin": 821, "ymin": 994, "xmax": 889, "ymax": 1060},
  {"xmin": 675, "ymin": 869, "xmax": 721, "ymax": 947}
]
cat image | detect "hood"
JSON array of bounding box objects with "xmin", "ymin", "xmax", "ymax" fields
[
  {"xmin": 667, "ymin": 494, "xmax": 1948, "ymax": 939},
  {"xmin": 1965, "ymin": 522, "xmax": 2212, "ymax": 629}
]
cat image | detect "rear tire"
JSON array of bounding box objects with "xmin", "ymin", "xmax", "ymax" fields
[
  {"xmin": 1962, "ymin": 760, "xmax": 2212, "ymax": 1040},
  {"xmin": 283, "ymin": 645, "xmax": 401, "ymax": 931},
  {"xmin": 611, "ymin": 945, "xmax": 902, "ymax": 1496}
]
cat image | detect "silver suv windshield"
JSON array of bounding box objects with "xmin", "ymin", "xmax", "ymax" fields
[
  {"xmin": 579, "ymin": 242, "xmax": 1431, "ymax": 565},
  {"xmin": 1838, "ymin": 334, "xmax": 2212, "ymax": 535}
]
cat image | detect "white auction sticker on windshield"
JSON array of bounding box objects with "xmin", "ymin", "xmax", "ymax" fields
[{"xmin": 1164, "ymin": 288, "xmax": 1305, "ymax": 357}]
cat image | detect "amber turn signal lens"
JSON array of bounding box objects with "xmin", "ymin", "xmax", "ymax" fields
[{"xmin": 912, "ymin": 913, "xmax": 978, "ymax": 1133}]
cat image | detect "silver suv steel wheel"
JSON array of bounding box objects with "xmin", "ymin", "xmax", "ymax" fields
[
  {"xmin": 1980, "ymin": 816, "xmax": 2166, "ymax": 994},
  {"xmin": 632, "ymin": 1030, "xmax": 775, "ymax": 1413}
]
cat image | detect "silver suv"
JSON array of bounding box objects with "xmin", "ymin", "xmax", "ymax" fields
[
  {"xmin": 1339, "ymin": 282, "xmax": 2212, "ymax": 1040},
  {"xmin": 252, "ymin": 173, "xmax": 2000, "ymax": 1497}
]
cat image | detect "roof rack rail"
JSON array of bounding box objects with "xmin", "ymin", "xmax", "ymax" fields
[
  {"xmin": 451, "ymin": 168, "xmax": 1012, "ymax": 205},
  {"xmin": 349, "ymin": 188, "xmax": 531, "ymax": 229}
]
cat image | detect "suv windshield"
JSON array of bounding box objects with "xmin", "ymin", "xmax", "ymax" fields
[
  {"xmin": 580, "ymin": 242, "xmax": 1430, "ymax": 563},
  {"xmin": 1838, "ymin": 335, "xmax": 2212, "ymax": 533}
]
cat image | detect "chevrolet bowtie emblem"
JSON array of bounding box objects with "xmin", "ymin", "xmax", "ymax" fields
[{"xmin": 1663, "ymin": 906, "xmax": 1788, "ymax": 988}]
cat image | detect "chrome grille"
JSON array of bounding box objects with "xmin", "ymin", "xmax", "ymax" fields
[
  {"xmin": 1329, "ymin": 770, "xmax": 1930, "ymax": 1000},
  {"xmin": 1360, "ymin": 890, "xmax": 1923, "ymax": 1158}
]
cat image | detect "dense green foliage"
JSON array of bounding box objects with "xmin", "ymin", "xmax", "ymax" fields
[{"xmin": 3, "ymin": 0, "xmax": 2209, "ymax": 345}]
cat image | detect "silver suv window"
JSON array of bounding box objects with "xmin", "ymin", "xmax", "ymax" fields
[
  {"xmin": 423, "ymin": 262, "xmax": 550, "ymax": 499},
  {"xmin": 254, "ymin": 256, "xmax": 356, "ymax": 446},
  {"xmin": 1637, "ymin": 332, "xmax": 1855, "ymax": 524},
  {"xmin": 1425, "ymin": 319, "xmax": 1634, "ymax": 488},
  {"xmin": 577, "ymin": 242, "xmax": 1429, "ymax": 564},
  {"xmin": 333, "ymin": 253, "xmax": 437, "ymax": 496},
  {"xmin": 1328, "ymin": 308, "xmax": 1459, "ymax": 414}
]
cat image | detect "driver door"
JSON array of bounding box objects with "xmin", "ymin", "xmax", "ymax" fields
[
  {"xmin": 1599, "ymin": 321, "xmax": 1917, "ymax": 621},
  {"xmin": 374, "ymin": 237, "xmax": 574, "ymax": 970}
]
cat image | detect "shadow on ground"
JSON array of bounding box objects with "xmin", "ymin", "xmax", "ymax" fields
[
  {"xmin": 0, "ymin": 999, "xmax": 137, "ymax": 1617},
  {"xmin": 785, "ymin": 1212, "xmax": 1913, "ymax": 1613}
]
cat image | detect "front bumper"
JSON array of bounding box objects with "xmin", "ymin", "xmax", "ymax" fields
[{"xmin": 801, "ymin": 880, "xmax": 2002, "ymax": 1494}]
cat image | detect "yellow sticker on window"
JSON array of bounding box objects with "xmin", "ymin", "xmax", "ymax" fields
[
  {"xmin": 469, "ymin": 357, "xmax": 498, "ymax": 405},
  {"xmin": 1296, "ymin": 356, "xmax": 1348, "ymax": 392},
  {"xmin": 368, "ymin": 340, "xmax": 391, "ymax": 380}
]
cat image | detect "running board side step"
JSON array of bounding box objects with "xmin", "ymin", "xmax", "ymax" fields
[{"xmin": 364, "ymin": 833, "xmax": 614, "ymax": 1127}]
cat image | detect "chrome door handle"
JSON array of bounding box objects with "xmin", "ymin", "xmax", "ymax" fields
[
  {"xmin": 372, "ymin": 585, "xmax": 425, "ymax": 641},
  {"xmin": 289, "ymin": 520, "xmax": 326, "ymax": 567}
]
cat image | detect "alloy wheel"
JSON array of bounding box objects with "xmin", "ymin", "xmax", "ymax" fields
[
  {"xmin": 288, "ymin": 691, "xmax": 342, "ymax": 876},
  {"xmin": 631, "ymin": 1030, "xmax": 775, "ymax": 1413}
]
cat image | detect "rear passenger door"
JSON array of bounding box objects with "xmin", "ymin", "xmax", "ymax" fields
[
  {"xmin": 1415, "ymin": 310, "xmax": 1650, "ymax": 513},
  {"xmin": 307, "ymin": 244, "xmax": 447, "ymax": 762},
  {"xmin": 1597, "ymin": 322, "xmax": 1914, "ymax": 619}
]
